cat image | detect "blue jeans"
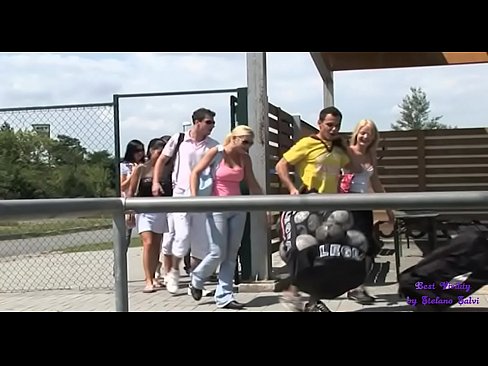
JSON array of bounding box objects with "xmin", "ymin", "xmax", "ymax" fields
[{"xmin": 191, "ymin": 211, "xmax": 246, "ymax": 307}]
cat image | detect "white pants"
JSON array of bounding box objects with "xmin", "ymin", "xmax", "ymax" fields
[
  {"xmin": 161, "ymin": 213, "xmax": 175, "ymax": 255},
  {"xmin": 170, "ymin": 212, "xmax": 209, "ymax": 260},
  {"xmin": 169, "ymin": 187, "xmax": 209, "ymax": 260},
  {"xmin": 136, "ymin": 213, "xmax": 168, "ymax": 235}
]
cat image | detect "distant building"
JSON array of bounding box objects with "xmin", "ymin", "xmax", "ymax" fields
[{"xmin": 32, "ymin": 124, "xmax": 50, "ymax": 137}]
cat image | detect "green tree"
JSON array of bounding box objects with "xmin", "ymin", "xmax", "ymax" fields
[
  {"xmin": 391, "ymin": 87, "xmax": 453, "ymax": 131},
  {"xmin": 0, "ymin": 127, "xmax": 116, "ymax": 199},
  {"xmin": 50, "ymin": 135, "xmax": 87, "ymax": 165},
  {"xmin": 86, "ymin": 150, "xmax": 116, "ymax": 196}
]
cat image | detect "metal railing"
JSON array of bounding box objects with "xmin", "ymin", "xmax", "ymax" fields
[{"xmin": 1, "ymin": 191, "xmax": 487, "ymax": 311}]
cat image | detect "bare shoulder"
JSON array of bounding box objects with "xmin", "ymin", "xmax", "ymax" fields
[{"xmin": 132, "ymin": 163, "xmax": 146, "ymax": 175}]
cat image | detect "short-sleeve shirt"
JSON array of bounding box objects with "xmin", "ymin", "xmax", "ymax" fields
[
  {"xmin": 120, "ymin": 161, "xmax": 135, "ymax": 197},
  {"xmin": 120, "ymin": 162, "xmax": 133, "ymax": 177},
  {"xmin": 162, "ymin": 131, "xmax": 219, "ymax": 193},
  {"xmin": 282, "ymin": 136, "xmax": 350, "ymax": 193}
]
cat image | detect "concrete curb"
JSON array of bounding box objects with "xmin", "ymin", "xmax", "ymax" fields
[
  {"xmin": 237, "ymin": 280, "xmax": 278, "ymax": 293},
  {"xmin": 237, "ymin": 275, "xmax": 292, "ymax": 293}
]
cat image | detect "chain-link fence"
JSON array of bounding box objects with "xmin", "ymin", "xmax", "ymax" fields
[{"xmin": 0, "ymin": 103, "xmax": 116, "ymax": 292}]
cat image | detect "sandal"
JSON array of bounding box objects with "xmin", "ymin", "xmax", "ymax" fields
[
  {"xmin": 152, "ymin": 280, "xmax": 164, "ymax": 289},
  {"xmin": 143, "ymin": 285, "xmax": 155, "ymax": 293}
]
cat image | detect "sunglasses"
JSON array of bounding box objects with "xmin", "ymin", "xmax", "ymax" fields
[
  {"xmin": 240, "ymin": 139, "xmax": 253, "ymax": 146},
  {"xmin": 203, "ymin": 119, "xmax": 215, "ymax": 125}
]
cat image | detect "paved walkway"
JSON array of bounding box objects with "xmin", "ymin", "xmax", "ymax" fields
[{"xmin": 1, "ymin": 240, "xmax": 488, "ymax": 312}]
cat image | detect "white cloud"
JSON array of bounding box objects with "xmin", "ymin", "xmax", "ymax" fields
[{"xmin": 0, "ymin": 52, "xmax": 487, "ymax": 157}]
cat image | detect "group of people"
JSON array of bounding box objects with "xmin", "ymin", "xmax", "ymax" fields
[
  {"xmin": 119, "ymin": 105, "xmax": 394, "ymax": 312},
  {"xmin": 120, "ymin": 108, "xmax": 262, "ymax": 310}
]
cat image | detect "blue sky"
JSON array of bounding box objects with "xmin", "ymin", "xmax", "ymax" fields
[{"xmin": 0, "ymin": 52, "xmax": 487, "ymax": 154}]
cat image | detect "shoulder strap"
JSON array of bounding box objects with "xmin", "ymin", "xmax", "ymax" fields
[
  {"xmin": 164, "ymin": 133, "xmax": 185, "ymax": 165},
  {"xmin": 176, "ymin": 132, "xmax": 185, "ymax": 153},
  {"xmin": 171, "ymin": 132, "xmax": 185, "ymax": 183}
]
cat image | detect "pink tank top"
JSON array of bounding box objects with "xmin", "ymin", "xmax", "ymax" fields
[{"xmin": 212, "ymin": 157, "xmax": 244, "ymax": 196}]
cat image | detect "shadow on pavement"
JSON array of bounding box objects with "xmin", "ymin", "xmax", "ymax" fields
[{"xmin": 244, "ymin": 295, "xmax": 280, "ymax": 307}]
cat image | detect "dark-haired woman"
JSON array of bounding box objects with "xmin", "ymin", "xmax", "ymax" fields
[
  {"xmin": 120, "ymin": 139, "xmax": 145, "ymax": 247},
  {"xmin": 128, "ymin": 138, "xmax": 168, "ymax": 293}
]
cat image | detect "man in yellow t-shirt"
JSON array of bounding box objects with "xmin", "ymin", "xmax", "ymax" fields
[
  {"xmin": 275, "ymin": 106, "xmax": 350, "ymax": 312},
  {"xmin": 276, "ymin": 106, "xmax": 350, "ymax": 195}
]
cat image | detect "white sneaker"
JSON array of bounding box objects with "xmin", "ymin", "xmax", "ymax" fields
[{"xmin": 166, "ymin": 269, "xmax": 179, "ymax": 294}]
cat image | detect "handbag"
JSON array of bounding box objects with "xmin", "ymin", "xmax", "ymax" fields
[
  {"xmin": 339, "ymin": 172, "xmax": 354, "ymax": 193},
  {"xmin": 198, "ymin": 145, "xmax": 225, "ymax": 196}
]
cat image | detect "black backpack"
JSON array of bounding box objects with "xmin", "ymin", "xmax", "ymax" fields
[
  {"xmin": 160, "ymin": 133, "xmax": 184, "ymax": 197},
  {"xmin": 279, "ymin": 207, "xmax": 368, "ymax": 299}
]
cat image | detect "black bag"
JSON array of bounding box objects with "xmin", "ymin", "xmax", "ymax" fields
[
  {"xmin": 398, "ymin": 227, "xmax": 488, "ymax": 311},
  {"xmin": 279, "ymin": 207, "xmax": 368, "ymax": 299},
  {"xmin": 161, "ymin": 133, "xmax": 185, "ymax": 197}
]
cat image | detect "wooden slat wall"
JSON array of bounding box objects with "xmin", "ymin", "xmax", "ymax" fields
[{"xmin": 377, "ymin": 127, "xmax": 488, "ymax": 220}]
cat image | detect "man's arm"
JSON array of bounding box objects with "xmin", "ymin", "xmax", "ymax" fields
[
  {"xmin": 151, "ymin": 133, "xmax": 179, "ymax": 196},
  {"xmin": 276, "ymin": 158, "xmax": 299, "ymax": 195},
  {"xmin": 275, "ymin": 138, "xmax": 308, "ymax": 195},
  {"xmin": 151, "ymin": 154, "xmax": 170, "ymax": 196}
]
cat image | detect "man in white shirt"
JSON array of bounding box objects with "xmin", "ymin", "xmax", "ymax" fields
[{"xmin": 152, "ymin": 108, "xmax": 218, "ymax": 294}]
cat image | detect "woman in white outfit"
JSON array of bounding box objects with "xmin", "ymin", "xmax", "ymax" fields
[
  {"xmin": 342, "ymin": 119, "xmax": 394, "ymax": 304},
  {"xmin": 120, "ymin": 140, "xmax": 145, "ymax": 247},
  {"xmin": 127, "ymin": 138, "xmax": 168, "ymax": 293}
]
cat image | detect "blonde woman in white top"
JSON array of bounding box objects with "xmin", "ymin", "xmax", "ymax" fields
[{"xmin": 343, "ymin": 119, "xmax": 394, "ymax": 304}]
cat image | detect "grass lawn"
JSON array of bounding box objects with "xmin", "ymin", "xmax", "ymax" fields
[
  {"xmin": 59, "ymin": 237, "xmax": 142, "ymax": 253},
  {"xmin": 0, "ymin": 218, "xmax": 112, "ymax": 238}
]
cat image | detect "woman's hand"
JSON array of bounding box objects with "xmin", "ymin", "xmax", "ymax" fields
[{"xmin": 125, "ymin": 212, "xmax": 136, "ymax": 229}]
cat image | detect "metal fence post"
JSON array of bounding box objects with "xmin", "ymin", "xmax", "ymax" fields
[
  {"xmin": 113, "ymin": 211, "xmax": 129, "ymax": 312},
  {"xmin": 113, "ymin": 95, "xmax": 121, "ymax": 197}
]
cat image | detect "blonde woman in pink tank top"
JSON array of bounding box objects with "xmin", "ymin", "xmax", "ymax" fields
[{"xmin": 189, "ymin": 125, "xmax": 263, "ymax": 310}]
